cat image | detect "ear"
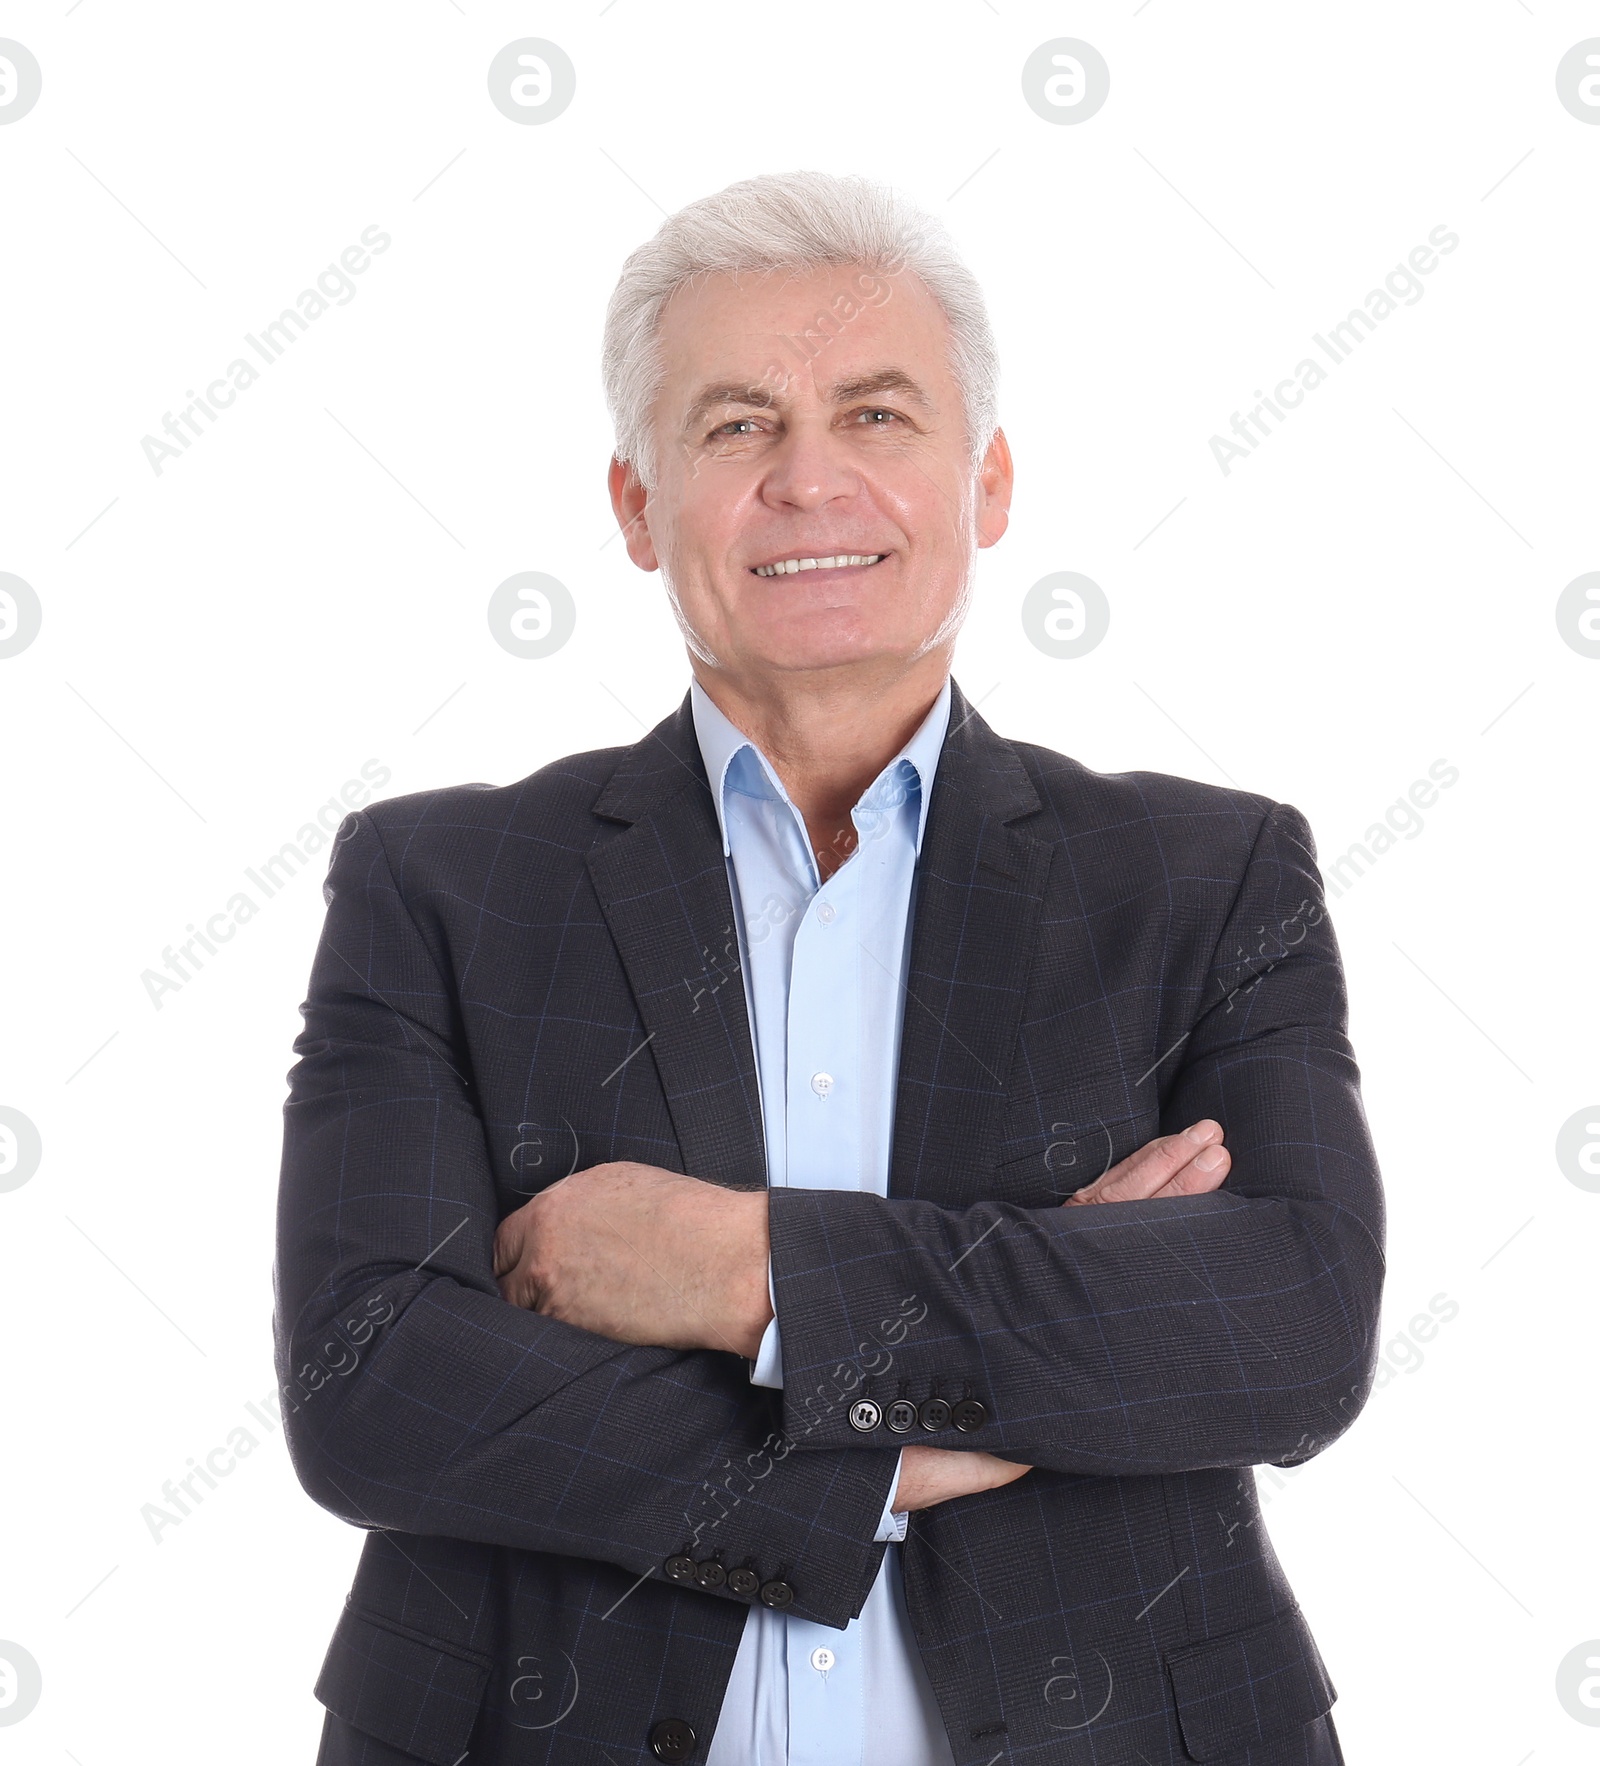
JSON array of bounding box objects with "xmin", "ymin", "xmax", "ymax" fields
[
  {"xmin": 975, "ymin": 426, "xmax": 1014, "ymax": 550},
  {"xmin": 607, "ymin": 455, "xmax": 661, "ymax": 571}
]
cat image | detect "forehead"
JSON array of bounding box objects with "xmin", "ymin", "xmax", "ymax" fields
[{"xmin": 653, "ymin": 263, "xmax": 954, "ymax": 406}]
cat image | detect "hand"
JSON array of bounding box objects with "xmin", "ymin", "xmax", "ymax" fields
[
  {"xmin": 493, "ymin": 1162, "xmax": 772, "ymax": 1358},
  {"xmin": 891, "ymin": 1444, "xmax": 1033, "ymax": 1513},
  {"xmin": 1062, "ymin": 1117, "xmax": 1230, "ymax": 1205},
  {"xmin": 895, "ymin": 1119, "xmax": 1232, "ymax": 1514}
]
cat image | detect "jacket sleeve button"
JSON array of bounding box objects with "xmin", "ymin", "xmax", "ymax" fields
[
  {"xmin": 727, "ymin": 1567, "xmax": 760, "ymax": 1597},
  {"xmin": 759, "ymin": 1578, "xmax": 795, "ymax": 1609},
  {"xmin": 848, "ymin": 1398, "xmax": 882, "ymax": 1431},
  {"xmin": 951, "ymin": 1397, "xmax": 988, "ymax": 1431},
  {"xmin": 664, "ymin": 1555, "xmax": 696, "ymax": 1582},
  {"xmin": 694, "ymin": 1560, "xmax": 726, "ymax": 1588},
  {"xmin": 919, "ymin": 1397, "xmax": 952, "ymax": 1431},
  {"xmin": 649, "ymin": 1716, "xmax": 697, "ymax": 1761}
]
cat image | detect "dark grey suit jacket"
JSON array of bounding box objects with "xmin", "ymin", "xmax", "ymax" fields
[{"xmin": 273, "ymin": 680, "xmax": 1383, "ymax": 1765}]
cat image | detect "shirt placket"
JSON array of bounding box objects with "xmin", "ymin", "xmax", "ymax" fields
[
  {"xmin": 781, "ymin": 805, "xmax": 866, "ymax": 1760},
  {"xmin": 785, "ymin": 846, "xmax": 861, "ymax": 1192},
  {"xmin": 785, "ymin": 1622, "xmax": 865, "ymax": 1766}
]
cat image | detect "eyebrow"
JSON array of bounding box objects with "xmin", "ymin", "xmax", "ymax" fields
[{"xmin": 680, "ymin": 367, "xmax": 934, "ymax": 435}]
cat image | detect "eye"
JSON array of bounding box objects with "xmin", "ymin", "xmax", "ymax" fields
[
  {"xmin": 854, "ymin": 407, "xmax": 901, "ymax": 426},
  {"xmin": 711, "ymin": 417, "xmax": 762, "ymax": 438}
]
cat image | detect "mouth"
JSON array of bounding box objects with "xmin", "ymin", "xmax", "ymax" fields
[{"xmin": 749, "ymin": 553, "xmax": 888, "ymax": 578}]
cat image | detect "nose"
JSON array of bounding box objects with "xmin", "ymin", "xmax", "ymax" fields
[{"xmin": 759, "ymin": 415, "xmax": 865, "ymax": 513}]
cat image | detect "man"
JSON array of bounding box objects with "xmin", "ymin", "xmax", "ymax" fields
[{"xmin": 275, "ymin": 170, "xmax": 1384, "ymax": 1765}]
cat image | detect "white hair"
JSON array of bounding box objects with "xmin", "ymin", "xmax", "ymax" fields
[{"xmin": 601, "ymin": 169, "xmax": 1000, "ymax": 492}]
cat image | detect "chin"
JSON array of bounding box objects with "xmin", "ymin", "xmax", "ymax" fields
[
  {"xmin": 742, "ymin": 609, "xmax": 874, "ymax": 659},
  {"xmin": 756, "ymin": 640, "xmax": 917, "ymax": 678}
]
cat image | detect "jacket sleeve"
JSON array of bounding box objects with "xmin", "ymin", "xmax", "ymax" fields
[
  {"xmin": 272, "ymin": 808, "xmax": 896, "ymax": 1630},
  {"xmin": 765, "ymin": 801, "xmax": 1387, "ymax": 1476}
]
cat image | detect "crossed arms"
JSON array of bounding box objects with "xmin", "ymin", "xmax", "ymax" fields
[
  {"xmin": 273, "ymin": 802, "xmax": 1385, "ymax": 1629},
  {"xmin": 490, "ymin": 1119, "xmax": 1240, "ymax": 1513}
]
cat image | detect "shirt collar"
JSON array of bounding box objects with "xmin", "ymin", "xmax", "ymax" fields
[{"xmin": 689, "ymin": 676, "xmax": 952, "ymax": 861}]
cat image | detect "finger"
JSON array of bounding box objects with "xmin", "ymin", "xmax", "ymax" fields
[
  {"xmin": 498, "ymin": 1269, "xmax": 539, "ymax": 1311},
  {"xmin": 1148, "ymin": 1142, "xmax": 1231, "ymax": 1198},
  {"xmin": 1098, "ymin": 1120, "xmax": 1222, "ymax": 1200},
  {"xmin": 1066, "ymin": 1120, "xmax": 1222, "ymax": 1205},
  {"xmin": 491, "ymin": 1222, "xmax": 529, "ymax": 1304}
]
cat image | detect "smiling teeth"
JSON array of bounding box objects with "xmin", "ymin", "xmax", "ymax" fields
[{"xmin": 753, "ymin": 554, "xmax": 885, "ymax": 576}]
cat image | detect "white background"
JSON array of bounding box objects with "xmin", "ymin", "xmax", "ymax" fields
[{"xmin": 2, "ymin": 3, "xmax": 1596, "ymax": 1761}]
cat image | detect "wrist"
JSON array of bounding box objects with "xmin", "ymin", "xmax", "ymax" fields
[{"xmin": 726, "ymin": 1188, "xmax": 773, "ymax": 1359}]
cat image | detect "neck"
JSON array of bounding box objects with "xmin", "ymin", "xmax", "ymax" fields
[{"xmin": 693, "ymin": 654, "xmax": 949, "ymax": 879}]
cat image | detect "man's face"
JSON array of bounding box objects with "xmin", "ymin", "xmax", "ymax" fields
[{"xmin": 610, "ymin": 262, "xmax": 1012, "ymax": 685}]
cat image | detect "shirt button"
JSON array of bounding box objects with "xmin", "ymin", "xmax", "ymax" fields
[
  {"xmin": 816, "ymin": 901, "xmax": 836, "ymax": 924},
  {"xmin": 810, "ymin": 1646, "xmax": 836, "ymax": 1672},
  {"xmin": 811, "ymin": 1072, "xmax": 834, "ymax": 1098}
]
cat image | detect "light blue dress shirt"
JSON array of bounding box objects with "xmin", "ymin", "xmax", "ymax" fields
[{"xmin": 692, "ymin": 678, "xmax": 958, "ymax": 1766}]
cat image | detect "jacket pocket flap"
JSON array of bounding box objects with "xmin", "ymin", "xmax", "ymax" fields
[
  {"xmin": 1166, "ymin": 1604, "xmax": 1336, "ymax": 1761},
  {"xmin": 992, "ymin": 1082, "xmax": 1158, "ymax": 1201},
  {"xmin": 314, "ymin": 1603, "xmax": 492, "ymax": 1765}
]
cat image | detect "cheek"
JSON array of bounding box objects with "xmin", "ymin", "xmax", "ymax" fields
[
  {"xmin": 658, "ymin": 565, "xmax": 728, "ymax": 651},
  {"xmin": 907, "ymin": 551, "xmax": 972, "ymax": 624}
]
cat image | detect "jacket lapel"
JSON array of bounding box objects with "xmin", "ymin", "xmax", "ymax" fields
[
  {"xmin": 585, "ymin": 695, "xmax": 768, "ymax": 1191},
  {"xmin": 584, "ymin": 681, "xmax": 1050, "ymax": 1206},
  {"xmin": 889, "ymin": 681, "xmax": 1051, "ymax": 1204}
]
